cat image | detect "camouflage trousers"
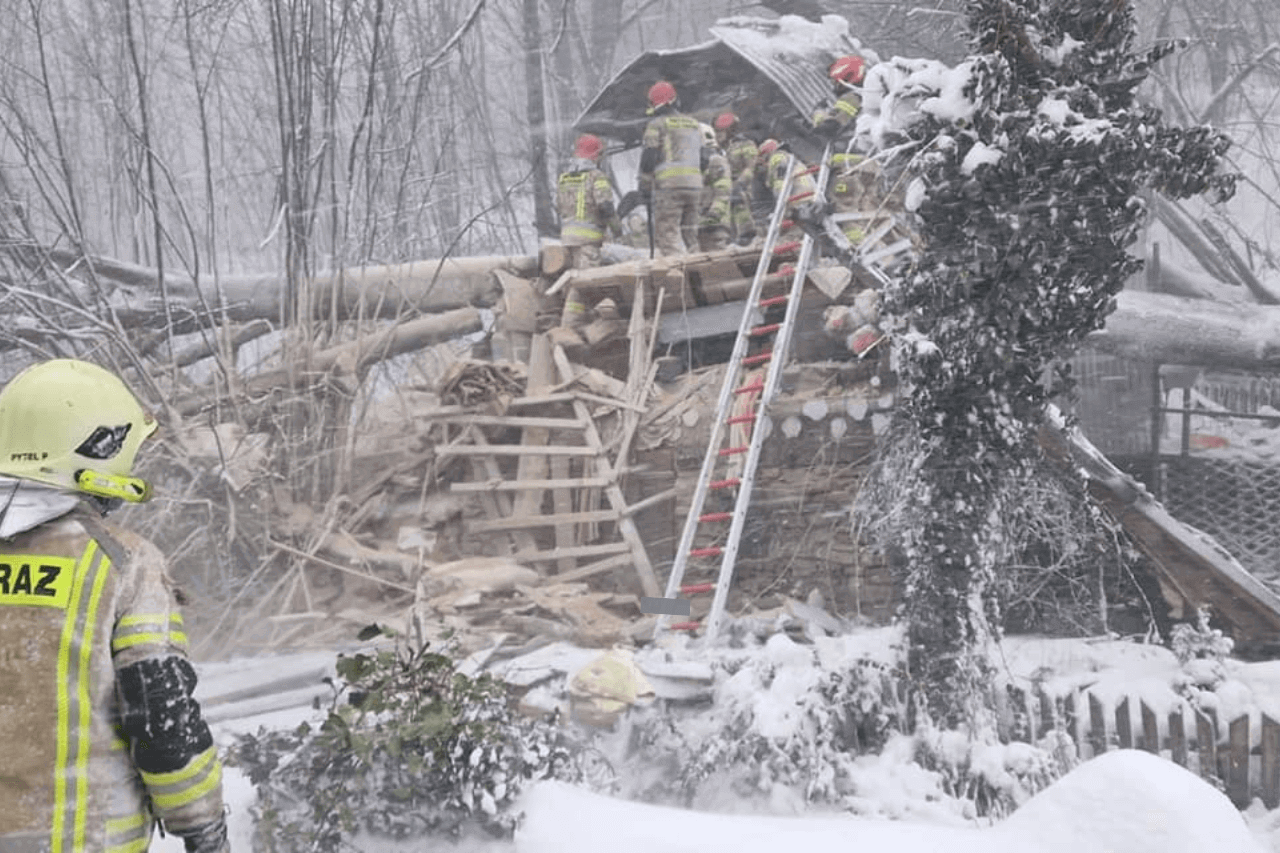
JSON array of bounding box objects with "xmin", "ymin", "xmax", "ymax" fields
[{"xmin": 653, "ymin": 186, "xmax": 702, "ymax": 256}]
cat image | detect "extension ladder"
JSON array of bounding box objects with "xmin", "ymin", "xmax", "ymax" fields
[{"xmin": 654, "ymin": 146, "xmax": 834, "ymax": 644}]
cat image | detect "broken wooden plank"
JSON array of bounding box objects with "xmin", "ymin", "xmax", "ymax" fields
[
  {"xmin": 552, "ymin": 344, "xmax": 662, "ymax": 598},
  {"xmin": 514, "ymin": 333, "xmax": 559, "ymax": 560},
  {"xmin": 450, "ymin": 476, "xmax": 613, "ymax": 492},
  {"xmin": 509, "ymin": 541, "xmax": 631, "ymax": 563},
  {"xmin": 620, "ymin": 487, "xmax": 678, "ymax": 517},
  {"xmin": 426, "ymin": 414, "xmax": 587, "ymax": 430},
  {"xmin": 465, "ymin": 507, "xmax": 623, "ymax": 533},
  {"xmin": 465, "ymin": 428, "xmax": 539, "ymax": 553},
  {"xmin": 551, "ymin": 552, "xmax": 636, "ymax": 584},
  {"xmin": 437, "ymin": 444, "xmax": 601, "ymax": 458}
]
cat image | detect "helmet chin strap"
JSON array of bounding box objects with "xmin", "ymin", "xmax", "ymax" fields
[{"xmin": 75, "ymin": 469, "xmax": 152, "ymax": 503}]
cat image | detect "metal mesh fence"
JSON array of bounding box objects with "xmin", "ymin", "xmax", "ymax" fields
[
  {"xmin": 1073, "ymin": 352, "xmax": 1280, "ymax": 591},
  {"xmin": 1155, "ymin": 456, "xmax": 1280, "ymax": 589}
]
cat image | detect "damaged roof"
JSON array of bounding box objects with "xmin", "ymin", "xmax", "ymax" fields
[{"xmin": 575, "ymin": 14, "xmax": 873, "ymax": 156}]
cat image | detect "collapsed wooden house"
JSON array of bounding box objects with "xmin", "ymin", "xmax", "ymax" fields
[{"xmin": 59, "ymin": 14, "xmax": 1280, "ymax": 658}]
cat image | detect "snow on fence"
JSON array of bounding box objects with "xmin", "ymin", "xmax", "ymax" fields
[
  {"xmin": 872, "ymin": 674, "xmax": 1280, "ymax": 809},
  {"xmin": 994, "ymin": 683, "xmax": 1278, "ymax": 810}
]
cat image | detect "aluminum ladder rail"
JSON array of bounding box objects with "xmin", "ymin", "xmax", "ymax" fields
[{"xmin": 655, "ymin": 146, "xmax": 834, "ymax": 643}]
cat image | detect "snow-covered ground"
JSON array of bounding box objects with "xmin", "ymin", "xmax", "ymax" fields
[{"xmin": 176, "ymin": 631, "xmax": 1280, "ymax": 852}]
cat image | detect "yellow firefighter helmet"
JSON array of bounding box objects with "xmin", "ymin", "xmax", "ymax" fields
[{"xmin": 0, "ymin": 359, "xmax": 158, "ymax": 502}]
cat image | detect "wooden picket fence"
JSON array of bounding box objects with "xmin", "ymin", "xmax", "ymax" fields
[{"xmin": 993, "ymin": 683, "xmax": 1280, "ymax": 809}]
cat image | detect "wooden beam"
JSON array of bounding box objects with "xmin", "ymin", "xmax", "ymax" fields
[
  {"xmin": 436, "ymin": 444, "xmax": 601, "ymax": 457},
  {"xmin": 465, "ymin": 507, "xmax": 622, "ymax": 533},
  {"xmin": 450, "ymin": 476, "xmax": 612, "ymax": 492},
  {"xmin": 509, "ymin": 541, "xmax": 631, "ymax": 563},
  {"xmin": 551, "ymin": 552, "xmax": 637, "ymax": 584},
  {"xmin": 552, "ymin": 344, "xmax": 663, "ymax": 597},
  {"xmin": 426, "ymin": 414, "xmax": 586, "ymax": 430}
]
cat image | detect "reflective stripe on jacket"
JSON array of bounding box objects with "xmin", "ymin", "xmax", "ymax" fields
[
  {"xmin": 766, "ymin": 152, "xmax": 818, "ymax": 208},
  {"xmin": 557, "ymin": 162, "xmax": 615, "ymax": 247},
  {"xmin": 641, "ymin": 113, "xmax": 704, "ymax": 190},
  {"xmin": 812, "ymin": 90, "xmax": 862, "ymax": 130},
  {"xmin": 0, "ymin": 510, "xmax": 224, "ymax": 852}
]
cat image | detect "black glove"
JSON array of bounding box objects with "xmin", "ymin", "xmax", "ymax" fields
[
  {"xmin": 177, "ymin": 815, "xmax": 230, "ymax": 853},
  {"xmin": 816, "ymin": 116, "xmax": 841, "ymax": 140},
  {"xmin": 617, "ymin": 190, "xmax": 645, "ymax": 220}
]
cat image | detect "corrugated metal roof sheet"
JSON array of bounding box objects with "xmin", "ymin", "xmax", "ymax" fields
[
  {"xmin": 708, "ymin": 16, "xmax": 867, "ymax": 130},
  {"xmin": 574, "ymin": 14, "xmax": 872, "ymax": 156}
]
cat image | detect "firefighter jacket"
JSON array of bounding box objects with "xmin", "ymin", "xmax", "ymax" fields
[
  {"xmin": 829, "ymin": 152, "xmax": 882, "ymax": 242},
  {"xmin": 725, "ymin": 136, "xmax": 759, "ymax": 196},
  {"xmin": 639, "ymin": 110, "xmax": 704, "ymax": 192},
  {"xmin": 764, "ymin": 150, "xmax": 818, "ymax": 214},
  {"xmin": 700, "ymin": 147, "xmax": 732, "ymax": 229},
  {"xmin": 0, "ymin": 500, "xmax": 225, "ymax": 853},
  {"xmin": 557, "ymin": 158, "xmax": 618, "ymax": 247},
  {"xmin": 812, "ymin": 89, "xmax": 862, "ymax": 134}
]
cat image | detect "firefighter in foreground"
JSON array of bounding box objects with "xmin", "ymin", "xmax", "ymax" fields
[
  {"xmin": 557, "ymin": 133, "xmax": 621, "ymax": 334},
  {"xmin": 0, "ymin": 359, "xmax": 229, "ymax": 853},
  {"xmin": 637, "ymin": 80, "xmax": 704, "ymax": 256},
  {"xmin": 713, "ymin": 112, "xmax": 760, "ymax": 244}
]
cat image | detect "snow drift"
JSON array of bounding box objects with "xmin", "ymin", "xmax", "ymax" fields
[{"xmin": 514, "ymin": 749, "xmax": 1264, "ymax": 853}]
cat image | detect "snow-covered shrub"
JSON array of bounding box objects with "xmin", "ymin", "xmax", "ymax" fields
[
  {"xmin": 620, "ymin": 635, "xmax": 906, "ymax": 810},
  {"xmin": 228, "ymin": 625, "xmax": 588, "ymax": 851},
  {"xmin": 1172, "ymin": 606, "xmax": 1234, "ymax": 699},
  {"xmin": 913, "ymin": 724, "xmax": 1074, "ymax": 819}
]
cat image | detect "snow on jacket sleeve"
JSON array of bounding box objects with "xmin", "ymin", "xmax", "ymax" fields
[{"xmin": 107, "ymin": 527, "xmax": 225, "ymax": 840}]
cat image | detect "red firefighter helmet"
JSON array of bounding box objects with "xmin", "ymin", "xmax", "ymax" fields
[
  {"xmin": 573, "ymin": 133, "xmax": 604, "ymax": 160},
  {"xmin": 758, "ymin": 138, "xmax": 780, "ymax": 158},
  {"xmin": 829, "ymin": 55, "xmax": 867, "ymax": 87},
  {"xmin": 647, "ymin": 80, "xmax": 678, "ymax": 109},
  {"xmin": 713, "ymin": 112, "xmax": 738, "ymax": 132}
]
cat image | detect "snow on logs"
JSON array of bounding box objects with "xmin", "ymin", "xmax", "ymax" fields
[
  {"xmin": 46, "ymin": 248, "xmax": 534, "ymax": 323},
  {"xmin": 1088, "ymin": 289, "xmax": 1280, "ymax": 372}
]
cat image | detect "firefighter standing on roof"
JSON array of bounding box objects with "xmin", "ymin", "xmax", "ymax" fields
[
  {"xmin": 697, "ymin": 122, "xmax": 733, "ymax": 252},
  {"xmin": 557, "ymin": 133, "xmax": 620, "ymax": 331},
  {"xmin": 0, "ymin": 359, "xmax": 229, "ymax": 853},
  {"xmin": 637, "ymin": 81, "xmax": 704, "ymax": 256},
  {"xmin": 714, "ymin": 112, "xmax": 760, "ymax": 244},
  {"xmin": 813, "ymin": 55, "xmax": 867, "ymax": 141}
]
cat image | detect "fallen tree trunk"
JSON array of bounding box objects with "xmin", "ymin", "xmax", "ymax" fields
[
  {"xmin": 172, "ymin": 307, "xmax": 484, "ymax": 416},
  {"xmin": 45, "ymin": 249, "xmax": 535, "ymax": 322},
  {"xmin": 1088, "ymin": 290, "xmax": 1280, "ymax": 371}
]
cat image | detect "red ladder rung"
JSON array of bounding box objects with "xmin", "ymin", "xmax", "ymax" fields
[
  {"xmin": 773, "ymin": 241, "xmax": 801, "ymax": 255},
  {"xmin": 734, "ymin": 380, "xmax": 765, "ymax": 394},
  {"xmin": 709, "ymin": 477, "xmax": 741, "ymax": 490},
  {"xmin": 689, "ymin": 546, "xmax": 723, "ymax": 558},
  {"xmin": 758, "ymin": 295, "xmax": 788, "ymax": 308},
  {"xmin": 788, "ymin": 191, "xmax": 814, "ymax": 204},
  {"xmin": 726, "ymin": 413, "xmax": 756, "ymax": 425},
  {"xmin": 750, "ymin": 323, "xmax": 781, "ymax": 337},
  {"xmin": 776, "ymin": 264, "xmax": 796, "ymax": 276},
  {"xmin": 718, "ymin": 445, "xmax": 749, "ymax": 457},
  {"xmin": 680, "ymin": 582, "xmax": 715, "ymax": 594},
  {"xmin": 779, "ymin": 219, "xmax": 795, "ymax": 230},
  {"xmin": 670, "ymin": 621, "xmax": 701, "ymax": 631},
  {"xmin": 698, "ymin": 511, "xmax": 733, "ymax": 523},
  {"xmin": 743, "ymin": 351, "xmax": 773, "ymax": 366},
  {"xmin": 801, "ymin": 163, "xmax": 822, "ymax": 175}
]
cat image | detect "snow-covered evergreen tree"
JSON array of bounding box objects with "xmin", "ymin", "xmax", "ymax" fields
[{"xmin": 857, "ymin": 0, "xmax": 1235, "ymax": 729}]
